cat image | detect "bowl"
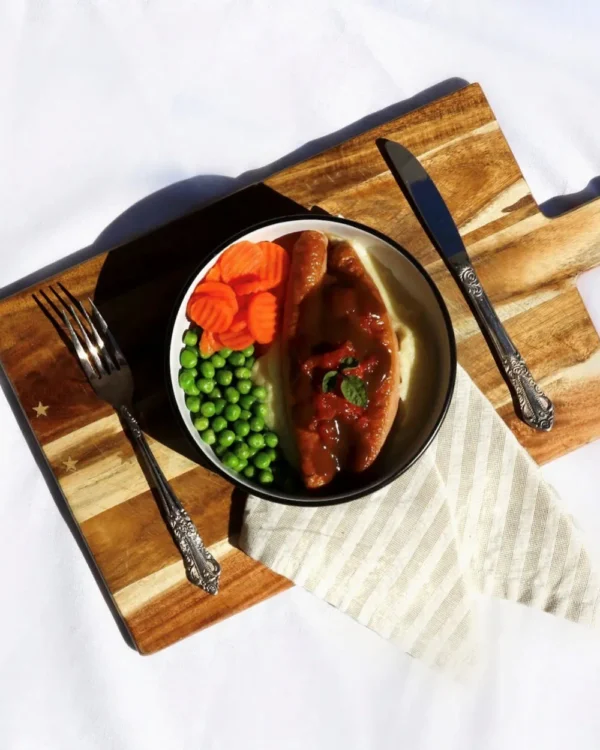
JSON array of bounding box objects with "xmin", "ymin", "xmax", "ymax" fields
[{"xmin": 167, "ymin": 215, "xmax": 456, "ymax": 505}]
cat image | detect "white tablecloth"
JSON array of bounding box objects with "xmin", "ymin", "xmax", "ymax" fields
[{"xmin": 2, "ymin": 2, "xmax": 600, "ymax": 748}]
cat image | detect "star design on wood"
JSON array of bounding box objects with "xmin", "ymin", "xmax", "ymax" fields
[
  {"xmin": 62, "ymin": 457, "xmax": 78, "ymax": 473},
  {"xmin": 33, "ymin": 401, "xmax": 49, "ymax": 417}
]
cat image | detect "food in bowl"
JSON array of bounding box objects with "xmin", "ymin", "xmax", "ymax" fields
[{"xmin": 176, "ymin": 227, "xmax": 425, "ymax": 492}]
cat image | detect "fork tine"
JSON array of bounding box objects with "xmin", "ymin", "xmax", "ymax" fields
[
  {"xmin": 57, "ymin": 283, "xmax": 117, "ymax": 373},
  {"xmin": 88, "ymin": 298, "xmax": 127, "ymax": 367},
  {"xmin": 50, "ymin": 286, "xmax": 107, "ymax": 376},
  {"xmin": 56, "ymin": 306, "xmax": 98, "ymax": 382}
]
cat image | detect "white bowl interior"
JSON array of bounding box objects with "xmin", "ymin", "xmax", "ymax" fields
[{"xmin": 168, "ymin": 217, "xmax": 454, "ymax": 500}]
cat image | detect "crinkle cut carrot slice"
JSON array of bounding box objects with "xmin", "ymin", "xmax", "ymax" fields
[
  {"xmin": 218, "ymin": 241, "xmax": 263, "ymax": 284},
  {"xmin": 199, "ymin": 329, "xmax": 218, "ymax": 356},
  {"xmin": 204, "ymin": 264, "xmax": 221, "ymax": 282},
  {"xmin": 216, "ymin": 328, "xmax": 255, "ymax": 351},
  {"xmin": 188, "ymin": 295, "xmax": 235, "ymax": 332},
  {"xmin": 247, "ymin": 291, "xmax": 278, "ymax": 345}
]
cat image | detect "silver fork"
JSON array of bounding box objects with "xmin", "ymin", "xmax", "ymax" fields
[{"xmin": 49, "ymin": 283, "xmax": 221, "ymax": 595}]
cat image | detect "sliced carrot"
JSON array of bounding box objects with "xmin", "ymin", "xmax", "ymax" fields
[
  {"xmin": 191, "ymin": 281, "xmax": 236, "ymax": 304},
  {"xmin": 217, "ymin": 328, "xmax": 255, "ymax": 351},
  {"xmin": 231, "ymin": 242, "xmax": 289, "ymax": 294},
  {"xmin": 232, "ymin": 275, "xmax": 261, "ymax": 296},
  {"xmin": 229, "ymin": 308, "xmax": 249, "ymax": 333},
  {"xmin": 189, "ymin": 295, "xmax": 236, "ymax": 333},
  {"xmin": 199, "ymin": 329, "xmax": 218, "ymax": 357},
  {"xmin": 257, "ymin": 241, "xmax": 290, "ymax": 288},
  {"xmin": 219, "ymin": 241, "xmax": 263, "ymax": 284},
  {"xmin": 204, "ymin": 264, "xmax": 221, "ymax": 282},
  {"xmin": 247, "ymin": 291, "xmax": 278, "ymax": 344}
]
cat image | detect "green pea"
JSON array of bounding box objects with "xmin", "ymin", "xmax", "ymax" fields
[
  {"xmin": 253, "ymin": 403, "xmax": 268, "ymax": 419},
  {"xmin": 179, "ymin": 370, "xmax": 195, "ymax": 390},
  {"xmin": 245, "ymin": 356, "xmax": 256, "ymax": 369},
  {"xmin": 183, "ymin": 329, "xmax": 198, "ymax": 347},
  {"xmin": 180, "ymin": 349, "xmax": 198, "ymax": 369},
  {"xmin": 254, "ymin": 451, "xmax": 271, "ymax": 470},
  {"xmin": 264, "ymin": 432, "xmax": 279, "ymax": 448},
  {"xmin": 234, "ymin": 367, "xmax": 252, "ymax": 380},
  {"xmin": 219, "ymin": 347, "xmax": 233, "ymax": 358},
  {"xmin": 249, "ymin": 416, "xmax": 264, "ymax": 432},
  {"xmin": 211, "ymin": 415, "xmax": 227, "ymax": 433},
  {"xmin": 239, "ymin": 409, "xmax": 251, "ymax": 421},
  {"xmin": 224, "ymin": 403, "xmax": 241, "ymax": 422},
  {"xmin": 215, "ymin": 444, "xmax": 227, "ymax": 457},
  {"xmin": 185, "ymin": 344, "xmax": 199, "ymax": 355},
  {"xmin": 264, "ymin": 448, "xmax": 277, "ymax": 463},
  {"xmin": 200, "ymin": 361, "xmax": 215, "ymax": 379},
  {"xmin": 185, "ymin": 395, "xmax": 201, "ymax": 413},
  {"xmin": 201, "ymin": 401, "xmax": 216, "ymax": 418},
  {"xmin": 188, "ymin": 366, "xmax": 198, "ymax": 378},
  {"xmin": 218, "ymin": 430, "xmax": 236, "ymax": 448},
  {"xmin": 243, "ymin": 465, "xmax": 256, "ymax": 479},
  {"xmin": 237, "ymin": 458, "xmax": 248, "ymax": 471},
  {"xmin": 216, "ymin": 369, "xmax": 233, "ymax": 386},
  {"xmin": 258, "ymin": 469, "xmax": 274, "ymax": 485},
  {"xmin": 211, "ymin": 385, "xmax": 222, "ymax": 399},
  {"xmin": 225, "ymin": 387, "xmax": 240, "ymax": 404},
  {"xmin": 197, "ymin": 378, "xmax": 215, "ymax": 395},
  {"xmin": 228, "ymin": 351, "xmax": 245, "ymax": 367},
  {"xmin": 237, "ymin": 380, "xmax": 252, "ymax": 395},
  {"xmin": 211, "ymin": 354, "xmax": 226, "ymax": 369},
  {"xmin": 193, "ymin": 416, "xmax": 209, "ymax": 431},
  {"xmin": 252, "ymin": 386, "xmax": 267, "ymax": 402},
  {"xmin": 223, "ymin": 452, "xmax": 241, "ymax": 471},
  {"xmin": 234, "ymin": 443, "xmax": 251, "ymax": 460},
  {"xmin": 234, "ymin": 435, "xmax": 244, "ymax": 445},
  {"xmin": 213, "ymin": 398, "xmax": 226, "ymax": 415},
  {"xmin": 200, "ymin": 429, "xmax": 216, "ymax": 445},
  {"xmin": 247, "ymin": 433, "xmax": 265, "ymax": 450},
  {"xmin": 242, "ymin": 344, "xmax": 255, "ymax": 357},
  {"xmin": 233, "ymin": 420, "xmax": 250, "ymax": 438},
  {"xmin": 184, "ymin": 382, "xmax": 200, "ymax": 396},
  {"xmin": 239, "ymin": 394, "xmax": 256, "ymax": 410}
]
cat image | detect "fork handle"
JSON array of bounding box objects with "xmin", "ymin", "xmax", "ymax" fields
[{"xmin": 119, "ymin": 406, "xmax": 221, "ymax": 595}]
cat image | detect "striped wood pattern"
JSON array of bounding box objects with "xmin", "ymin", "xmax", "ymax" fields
[{"xmin": 0, "ymin": 83, "xmax": 599, "ymax": 653}]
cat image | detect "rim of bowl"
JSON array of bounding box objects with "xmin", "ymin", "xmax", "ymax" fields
[{"xmin": 166, "ymin": 214, "xmax": 457, "ymax": 506}]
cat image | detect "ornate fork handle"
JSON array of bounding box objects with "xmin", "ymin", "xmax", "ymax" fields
[
  {"xmin": 120, "ymin": 406, "xmax": 221, "ymax": 594},
  {"xmin": 454, "ymin": 260, "xmax": 554, "ymax": 432}
]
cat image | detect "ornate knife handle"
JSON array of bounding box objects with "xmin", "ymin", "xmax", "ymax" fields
[
  {"xmin": 120, "ymin": 406, "xmax": 221, "ymax": 594},
  {"xmin": 454, "ymin": 261, "xmax": 555, "ymax": 432}
]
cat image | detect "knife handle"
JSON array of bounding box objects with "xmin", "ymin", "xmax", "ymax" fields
[{"xmin": 453, "ymin": 259, "xmax": 555, "ymax": 432}]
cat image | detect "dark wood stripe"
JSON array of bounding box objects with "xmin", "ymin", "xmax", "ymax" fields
[
  {"xmin": 127, "ymin": 553, "xmax": 290, "ymax": 654},
  {"xmin": 81, "ymin": 466, "xmax": 236, "ymax": 592}
]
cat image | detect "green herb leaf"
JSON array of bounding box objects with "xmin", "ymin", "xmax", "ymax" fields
[
  {"xmin": 340, "ymin": 375, "xmax": 368, "ymax": 407},
  {"xmin": 322, "ymin": 371, "xmax": 338, "ymax": 393},
  {"xmin": 340, "ymin": 356, "xmax": 359, "ymax": 370}
]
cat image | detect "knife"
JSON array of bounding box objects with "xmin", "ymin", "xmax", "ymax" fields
[{"xmin": 379, "ymin": 138, "xmax": 554, "ymax": 431}]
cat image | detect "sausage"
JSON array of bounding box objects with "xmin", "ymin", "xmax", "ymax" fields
[
  {"xmin": 327, "ymin": 241, "xmax": 399, "ymax": 472},
  {"xmin": 282, "ymin": 231, "xmax": 337, "ymax": 489}
]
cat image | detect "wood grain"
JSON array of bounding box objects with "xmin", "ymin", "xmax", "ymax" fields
[{"xmin": 1, "ymin": 83, "xmax": 599, "ymax": 653}]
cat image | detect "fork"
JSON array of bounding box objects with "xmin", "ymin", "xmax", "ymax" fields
[{"xmin": 48, "ymin": 283, "xmax": 221, "ymax": 595}]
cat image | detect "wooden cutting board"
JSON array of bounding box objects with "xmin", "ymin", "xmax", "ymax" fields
[{"xmin": 1, "ymin": 83, "xmax": 599, "ymax": 654}]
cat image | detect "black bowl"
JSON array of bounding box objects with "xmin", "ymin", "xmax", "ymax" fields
[{"xmin": 167, "ymin": 215, "xmax": 456, "ymax": 506}]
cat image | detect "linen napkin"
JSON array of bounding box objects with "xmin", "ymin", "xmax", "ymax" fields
[{"xmin": 239, "ymin": 366, "xmax": 600, "ymax": 673}]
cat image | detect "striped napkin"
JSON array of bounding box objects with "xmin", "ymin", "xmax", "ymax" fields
[{"xmin": 240, "ymin": 366, "xmax": 600, "ymax": 673}]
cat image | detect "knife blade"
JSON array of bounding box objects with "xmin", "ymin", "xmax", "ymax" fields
[{"xmin": 379, "ymin": 138, "xmax": 554, "ymax": 432}]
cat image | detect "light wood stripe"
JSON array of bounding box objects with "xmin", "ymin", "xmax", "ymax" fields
[
  {"xmin": 45, "ymin": 414, "xmax": 197, "ymax": 523},
  {"xmin": 115, "ymin": 539, "xmax": 236, "ymax": 617}
]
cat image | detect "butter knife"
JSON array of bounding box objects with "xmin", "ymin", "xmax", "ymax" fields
[{"xmin": 379, "ymin": 138, "xmax": 554, "ymax": 431}]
